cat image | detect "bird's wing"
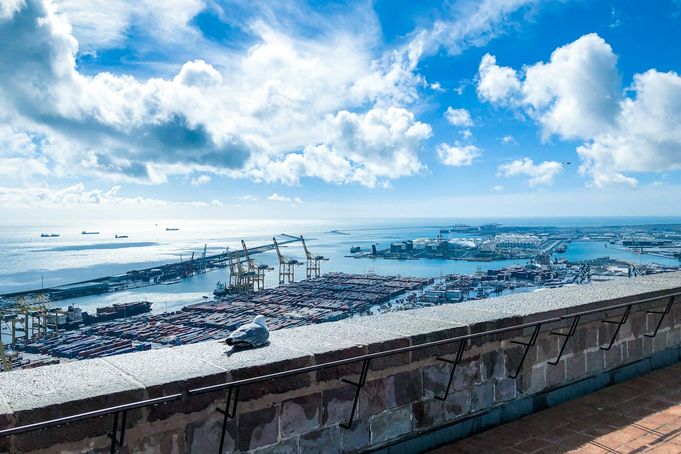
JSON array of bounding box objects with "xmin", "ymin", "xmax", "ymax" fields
[{"xmin": 228, "ymin": 323, "xmax": 269, "ymax": 346}]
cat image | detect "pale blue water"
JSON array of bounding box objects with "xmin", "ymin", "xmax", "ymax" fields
[{"xmin": 1, "ymin": 217, "xmax": 679, "ymax": 313}]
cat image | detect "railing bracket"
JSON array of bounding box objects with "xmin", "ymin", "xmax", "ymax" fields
[
  {"xmin": 434, "ymin": 341, "xmax": 466, "ymax": 401},
  {"xmin": 216, "ymin": 386, "xmax": 240, "ymax": 454},
  {"xmin": 107, "ymin": 410, "xmax": 127, "ymax": 454},
  {"xmin": 600, "ymin": 305, "xmax": 632, "ymax": 350},
  {"xmin": 645, "ymin": 296, "xmax": 675, "ymax": 338},
  {"xmin": 509, "ymin": 324, "xmax": 541, "ymax": 379},
  {"xmin": 548, "ymin": 315, "xmax": 581, "ymax": 366},
  {"xmin": 340, "ymin": 359, "xmax": 370, "ymax": 429}
]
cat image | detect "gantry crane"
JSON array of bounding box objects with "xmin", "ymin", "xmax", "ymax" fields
[
  {"xmin": 273, "ymin": 237, "xmax": 302, "ymax": 284},
  {"xmin": 226, "ymin": 250, "xmax": 254, "ymax": 293},
  {"xmin": 300, "ymin": 236, "xmax": 328, "ymax": 278},
  {"xmin": 242, "ymin": 240, "xmax": 273, "ymax": 290}
]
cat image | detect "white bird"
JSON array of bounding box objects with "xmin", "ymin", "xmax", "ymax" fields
[{"xmin": 225, "ymin": 315, "xmax": 269, "ymax": 348}]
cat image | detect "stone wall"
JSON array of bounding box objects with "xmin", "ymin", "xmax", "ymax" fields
[{"xmin": 1, "ymin": 272, "xmax": 680, "ymax": 453}]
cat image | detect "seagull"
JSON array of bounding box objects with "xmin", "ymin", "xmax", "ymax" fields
[{"xmin": 225, "ymin": 315, "xmax": 270, "ymax": 348}]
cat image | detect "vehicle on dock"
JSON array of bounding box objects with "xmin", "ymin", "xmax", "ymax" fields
[{"xmin": 82, "ymin": 301, "xmax": 152, "ymax": 325}]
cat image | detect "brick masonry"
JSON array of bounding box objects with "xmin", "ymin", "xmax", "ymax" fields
[{"xmin": 1, "ymin": 273, "xmax": 680, "ymax": 453}]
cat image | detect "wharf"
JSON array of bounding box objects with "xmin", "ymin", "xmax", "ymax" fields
[{"xmin": 11, "ymin": 273, "xmax": 433, "ymax": 365}]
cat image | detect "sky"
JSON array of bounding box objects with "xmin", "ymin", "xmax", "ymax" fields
[{"xmin": 1, "ymin": 0, "xmax": 681, "ymax": 221}]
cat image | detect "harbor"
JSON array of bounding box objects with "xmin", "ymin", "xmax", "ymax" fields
[{"xmin": 1, "ymin": 220, "xmax": 680, "ymax": 372}]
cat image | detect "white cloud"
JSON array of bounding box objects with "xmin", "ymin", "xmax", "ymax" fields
[
  {"xmin": 497, "ymin": 158, "xmax": 562, "ymax": 186},
  {"xmin": 478, "ymin": 33, "xmax": 681, "ymax": 187},
  {"xmin": 268, "ymin": 193, "xmax": 303, "ymax": 204},
  {"xmin": 445, "ymin": 107, "xmax": 473, "ymax": 127},
  {"xmin": 0, "ymin": 183, "xmax": 217, "ymax": 207},
  {"xmin": 437, "ymin": 143, "xmax": 480, "ymax": 167},
  {"xmin": 501, "ymin": 135, "xmax": 516, "ymax": 145},
  {"xmin": 492, "ymin": 185, "xmax": 504, "ymax": 191},
  {"xmin": 0, "ymin": 0, "xmax": 430, "ymax": 189},
  {"xmin": 477, "ymin": 53, "xmax": 521, "ymax": 103},
  {"xmin": 0, "ymin": 0, "xmax": 540, "ymax": 198},
  {"xmin": 461, "ymin": 130, "xmax": 473, "ymax": 140},
  {"xmin": 418, "ymin": 0, "xmax": 539, "ymax": 57},
  {"xmin": 521, "ymin": 33, "xmax": 620, "ymax": 140},
  {"xmin": 258, "ymin": 107, "xmax": 431, "ymax": 187},
  {"xmin": 190, "ymin": 174, "xmax": 211, "ymax": 186}
]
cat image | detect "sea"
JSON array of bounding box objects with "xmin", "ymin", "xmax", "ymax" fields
[{"xmin": 1, "ymin": 217, "xmax": 680, "ymax": 314}]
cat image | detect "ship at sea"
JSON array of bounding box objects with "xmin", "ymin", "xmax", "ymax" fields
[
  {"xmin": 115, "ymin": 234, "xmax": 129, "ymax": 238},
  {"xmin": 40, "ymin": 233, "xmax": 60, "ymax": 237},
  {"xmin": 81, "ymin": 231, "xmax": 99, "ymax": 235},
  {"xmin": 82, "ymin": 301, "xmax": 152, "ymax": 325},
  {"xmin": 165, "ymin": 227, "xmax": 180, "ymax": 231}
]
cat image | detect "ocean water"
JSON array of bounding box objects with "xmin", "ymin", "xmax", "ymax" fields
[{"xmin": 1, "ymin": 217, "xmax": 679, "ymax": 313}]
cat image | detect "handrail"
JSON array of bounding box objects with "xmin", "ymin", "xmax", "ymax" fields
[{"xmin": 0, "ymin": 288, "xmax": 679, "ymax": 440}]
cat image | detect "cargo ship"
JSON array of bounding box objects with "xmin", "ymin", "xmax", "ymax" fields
[
  {"xmin": 46, "ymin": 305, "xmax": 84, "ymax": 330},
  {"xmin": 82, "ymin": 301, "xmax": 152, "ymax": 325},
  {"xmin": 40, "ymin": 233, "xmax": 60, "ymax": 237},
  {"xmin": 115, "ymin": 234, "xmax": 128, "ymax": 238},
  {"xmin": 165, "ymin": 227, "xmax": 180, "ymax": 231},
  {"xmin": 81, "ymin": 231, "xmax": 99, "ymax": 235}
]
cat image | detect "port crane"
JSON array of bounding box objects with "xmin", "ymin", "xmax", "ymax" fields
[
  {"xmin": 242, "ymin": 240, "xmax": 273, "ymax": 290},
  {"xmin": 273, "ymin": 237, "xmax": 302, "ymax": 284},
  {"xmin": 300, "ymin": 236, "xmax": 328, "ymax": 278}
]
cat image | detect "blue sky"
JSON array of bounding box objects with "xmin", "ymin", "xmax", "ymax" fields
[{"xmin": 1, "ymin": 0, "xmax": 680, "ymax": 220}]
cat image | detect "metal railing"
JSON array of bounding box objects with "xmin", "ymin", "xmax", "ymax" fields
[{"xmin": 0, "ymin": 291, "xmax": 679, "ymax": 454}]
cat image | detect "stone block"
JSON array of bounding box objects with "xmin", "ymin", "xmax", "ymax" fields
[
  {"xmin": 386, "ymin": 370, "xmax": 421, "ymax": 409},
  {"xmin": 470, "ymin": 382, "xmax": 494, "ymax": 412},
  {"xmin": 300, "ymin": 425, "xmax": 341, "ymax": 454},
  {"xmin": 481, "ymin": 348, "xmax": 506, "ymax": 380},
  {"xmin": 347, "ymin": 312, "xmax": 466, "ymax": 361},
  {"xmin": 603, "ymin": 343, "xmax": 623, "ymax": 370},
  {"xmin": 494, "ymin": 377, "xmax": 516, "ymax": 403},
  {"xmin": 443, "ymin": 388, "xmax": 471, "ymax": 420},
  {"xmin": 546, "ymin": 360, "xmax": 566, "ymax": 388},
  {"xmin": 535, "ymin": 335, "xmax": 559, "ymax": 363},
  {"xmin": 652, "ymin": 329, "xmax": 669, "ymax": 352},
  {"xmin": 268, "ymin": 328, "xmax": 366, "ymax": 382},
  {"xmin": 280, "ymin": 393, "xmax": 321, "ymax": 438},
  {"xmin": 340, "ymin": 417, "xmax": 371, "ymax": 452},
  {"xmin": 626, "ymin": 337, "xmax": 643, "ymax": 363},
  {"xmin": 565, "ymin": 352, "xmax": 586, "ymax": 382},
  {"xmin": 422, "ymin": 363, "xmax": 447, "ymax": 400},
  {"xmin": 586, "ymin": 349, "xmax": 604, "ymax": 374},
  {"xmin": 370, "ymin": 406, "xmax": 412, "ymax": 444},
  {"xmin": 253, "ymin": 436, "xmax": 298, "ymax": 454},
  {"xmin": 412, "ymin": 399, "xmax": 444, "ymax": 430},
  {"xmin": 358, "ymin": 378, "xmax": 387, "ymax": 418},
  {"xmin": 176, "ymin": 340, "xmax": 313, "ymax": 401},
  {"xmin": 527, "ymin": 363, "xmax": 546, "ymax": 394},
  {"xmin": 576, "ymin": 325, "xmax": 599, "ymax": 351},
  {"xmin": 237, "ymin": 405, "xmax": 278, "ymax": 452},
  {"xmin": 322, "ymin": 384, "xmax": 355, "ymax": 426},
  {"xmin": 187, "ymin": 418, "xmax": 235, "ymax": 454}
]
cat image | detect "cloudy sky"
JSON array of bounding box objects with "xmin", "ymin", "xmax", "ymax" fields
[{"xmin": 1, "ymin": 0, "xmax": 681, "ymax": 220}]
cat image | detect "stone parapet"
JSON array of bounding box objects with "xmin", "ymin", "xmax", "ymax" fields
[{"xmin": 1, "ymin": 272, "xmax": 680, "ymax": 453}]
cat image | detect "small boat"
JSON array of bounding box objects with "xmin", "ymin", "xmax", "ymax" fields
[
  {"xmin": 115, "ymin": 234, "xmax": 129, "ymax": 239},
  {"xmin": 40, "ymin": 233, "xmax": 60, "ymax": 237},
  {"xmin": 82, "ymin": 231, "xmax": 99, "ymax": 235},
  {"xmin": 165, "ymin": 227, "xmax": 180, "ymax": 231}
]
